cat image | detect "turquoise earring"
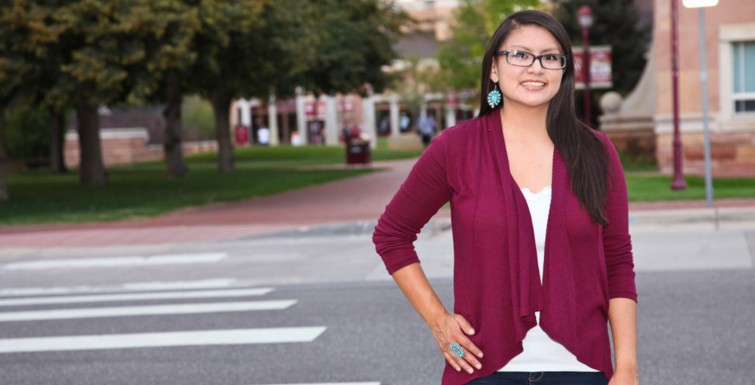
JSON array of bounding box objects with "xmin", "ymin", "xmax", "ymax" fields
[{"xmin": 487, "ymin": 82, "xmax": 502, "ymax": 109}]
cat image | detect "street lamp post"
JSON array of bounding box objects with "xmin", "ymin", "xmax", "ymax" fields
[
  {"xmin": 670, "ymin": 0, "xmax": 687, "ymax": 190},
  {"xmin": 578, "ymin": 5, "xmax": 593, "ymax": 125},
  {"xmin": 684, "ymin": 0, "xmax": 718, "ymax": 207}
]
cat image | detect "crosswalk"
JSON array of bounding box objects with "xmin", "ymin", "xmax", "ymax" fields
[
  {"xmin": 0, "ymin": 282, "xmax": 317, "ymax": 350},
  {"xmin": 0, "ymin": 279, "xmax": 380, "ymax": 385}
]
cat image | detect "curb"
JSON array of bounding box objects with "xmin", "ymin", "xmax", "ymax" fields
[
  {"xmin": 229, "ymin": 219, "xmax": 453, "ymax": 241},
  {"xmin": 629, "ymin": 206, "xmax": 755, "ymax": 228}
]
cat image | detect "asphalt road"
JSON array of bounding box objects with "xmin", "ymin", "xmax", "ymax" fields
[
  {"xmin": 1, "ymin": 273, "xmax": 753, "ymax": 385},
  {"xmin": 0, "ymin": 224, "xmax": 753, "ymax": 385}
]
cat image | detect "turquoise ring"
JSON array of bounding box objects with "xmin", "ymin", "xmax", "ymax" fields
[{"xmin": 449, "ymin": 342, "xmax": 465, "ymax": 359}]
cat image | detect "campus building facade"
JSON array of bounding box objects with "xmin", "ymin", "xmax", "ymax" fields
[{"xmin": 653, "ymin": 0, "xmax": 755, "ymax": 176}]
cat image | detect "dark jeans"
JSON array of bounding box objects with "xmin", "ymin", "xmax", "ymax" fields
[{"xmin": 466, "ymin": 372, "xmax": 608, "ymax": 385}]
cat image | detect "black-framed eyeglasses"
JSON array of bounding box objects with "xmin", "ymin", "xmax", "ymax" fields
[{"xmin": 496, "ymin": 49, "xmax": 567, "ymax": 70}]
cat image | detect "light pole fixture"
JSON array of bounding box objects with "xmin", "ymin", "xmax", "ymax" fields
[
  {"xmin": 683, "ymin": 0, "xmax": 718, "ymax": 206},
  {"xmin": 670, "ymin": 0, "xmax": 687, "ymax": 190},
  {"xmin": 578, "ymin": 5, "xmax": 594, "ymax": 125}
]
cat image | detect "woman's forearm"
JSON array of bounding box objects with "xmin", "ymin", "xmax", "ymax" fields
[
  {"xmin": 608, "ymin": 297, "xmax": 638, "ymax": 372},
  {"xmin": 391, "ymin": 263, "xmax": 448, "ymax": 325}
]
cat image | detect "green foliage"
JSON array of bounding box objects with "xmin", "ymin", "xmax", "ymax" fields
[
  {"xmin": 553, "ymin": 0, "xmax": 650, "ymax": 95},
  {"xmin": 0, "ymin": 2, "xmax": 50, "ymax": 107},
  {"xmin": 126, "ymin": 0, "xmax": 203, "ymax": 103},
  {"xmin": 181, "ymin": 95, "xmax": 215, "ymax": 140},
  {"xmin": 0, "ymin": 0, "xmax": 413, "ymax": 188},
  {"xmin": 1, "ymin": 0, "xmax": 408, "ymax": 113},
  {"xmin": 190, "ymin": 0, "xmax": 294, "ymax": 100},
  {"xmin": 40, "ymin": 1, "xmax": 149, "ymax": 106},
  {"xmin": 293, "ymin": 0, "xmax": 408, "ymax": 96},
  {"xmin": 3, "ymin": 106, "xmax": 50, "ymax": 162},
  {"xmin": 2, "ymin": 0, "xmax": 410, "ymax": 109},
  {"xmin": 436, "ymin": 0, "xmax": 540, "ymax": 95}
]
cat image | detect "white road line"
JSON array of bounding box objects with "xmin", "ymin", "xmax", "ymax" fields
[
  {"xmin": 121, "ymin": 279, "xmax": 237, "ymax": 291},
  {"xmin": 0, "ymin": 288, "xmax": 275, "ymax": 307},
  {"xmin": 0, "ymin": 278, "xmax": 238, "ymax": 297},
  {"xmin": 3, "ymin": 253, "xmax": 227, "ymax": 270},
  {"xmin": 254, "ymin": 383, "xmax": 380, "ymax": 385},
  {"xmin": 0, "ymin": 300, "xmax": 296, "ymax": 322},
  {"xmin": 0, "ymin": 327, "xmax": 327, "ymax": 353}
]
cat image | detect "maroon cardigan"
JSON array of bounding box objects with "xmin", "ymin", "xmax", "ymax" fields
[{"xmin": 373, "ymin": 111, "xmax": 637, "ymax": 385}]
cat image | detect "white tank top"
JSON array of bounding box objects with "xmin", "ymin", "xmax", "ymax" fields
[{"xmin": 498, "ymin": 186, "xmax": 599, "ymax": 372}]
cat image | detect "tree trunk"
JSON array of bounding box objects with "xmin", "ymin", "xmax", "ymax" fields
[
  {"xmin": 76, "ymin": 96, "xmax": 107, "ymax": 186},
  {"xmin": 163, "ymin": 74, "xmax": 188, "ymax": 178},
  {"xmin": 49, "ymin": 108, "xmax": 68, "ymax": 174},
  {"xmin": 210, "ymin": 92, "xmax": 234, "ymax": 172},
  {"xmin": 0, "ymin": 102, "xmax": 9, "ymax": 201}
]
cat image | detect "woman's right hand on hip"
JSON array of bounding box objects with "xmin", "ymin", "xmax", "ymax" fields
[{"xmin": 429, "ymin": 312, "xmax": 484, "ymax": 374}]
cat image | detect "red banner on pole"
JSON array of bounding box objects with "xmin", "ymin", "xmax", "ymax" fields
[{"xmin": 573, "ymin": 45, "xmax": 612, "ymax": 89}]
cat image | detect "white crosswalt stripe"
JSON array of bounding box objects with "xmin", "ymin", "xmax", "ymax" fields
[
  {"xmin": 0, "ymin": 327, "xmax": 327, "ymax": 353},
  {"xmin": 0, "ymin": 300, "xmax": 296, "ymax": 322},
  {"xmin": 121, "ymin": 279, "xmax": 237, "ymax": 291},
  {"xmin": 254, "ymin": 383, "xmax": 381, "ymax": 385},
  {"xmin": 0, "ymin": 278, "xmax": 239, "ymax": 297},
  {"xmin": 254, "ymin": 383, "xmax": 380, "ymax": 385},
  {"xmin": 0, "ymin": 288, "xmax": 274, "ymax": 307},
  {"xmin": 3, "ymin": 253, "xmax": 227, "ymax": 270}
]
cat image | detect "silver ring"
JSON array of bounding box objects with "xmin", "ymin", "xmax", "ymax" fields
[{"xmin": 449, "ymin": 342, "xmax": 465, "ymax": 359}]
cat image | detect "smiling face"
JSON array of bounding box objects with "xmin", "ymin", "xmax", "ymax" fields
[{"xmin": 490, "ymin": 25, "xmax": 565, "ymax": 111}]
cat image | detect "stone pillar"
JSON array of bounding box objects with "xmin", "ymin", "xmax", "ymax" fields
[
  {"xmin": 238, "ymin": 99, "xmax": 251, "ymax": 127},
  {"xmin": 362, "ymin": 92, "xmax": 377, "ymax": 149},
  {"xmin": 268, "ymin": 93, "xmax": 279, "ymax": 146},
  {"xmin": 444, "ymin": 91, "xmax": 458, "ymax": 129},
  {"xmin": 325, "ymin": 95, "xmax": 339, "ymax": 146},
  {"xmin": 295, "ymin": 87, "xmax": 308, "ymax": 144},
  {"xmin": 445, "ymin": 105, "xmax": 456, "ymax": 129},
  {"xmin": 389, "ymin": 94, "xmax": 400, "ymax": 137}
]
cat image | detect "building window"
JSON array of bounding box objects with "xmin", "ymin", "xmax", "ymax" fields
[{"xmin": 733, "ymin": 41, "xmax": 755, "ymax": 113}]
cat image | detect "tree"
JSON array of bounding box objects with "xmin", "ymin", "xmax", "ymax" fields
[
  {"xmin": 283, "ymin": 0, "xmax": 407, "ymax": 148},
  {"xmin": 0, "ymin": 0, "xmax": 41, "ymax": 200},
  {"xmin": 435, "ymin": 0, "xmax": 540, "ymax": 100},
  {"xmin": 393, "ymin": 56, "xmax": 434, "ymax": 126},
  {"xmin": 129, "ymin": 0, "xmax": 202, "ymax": 178},
  {"xmin": 293, "ymin": 0, "xmax": 407, "ymax": 97},
  {"xmin": 145, "ymin": 0, "xmax": 403, "ymax": 173},
  {"xmin": 18, "ymin": 0, "xmax": 154, "ymax": 186},
  {"xmin": 29, "ymin": 47, "xmax": 69, "ymax": 175},
  {"xmin": 1, "ymin": 2, "xmax": 73, "ymax": 176},
  {"xmin": 0, "ymin": 103, "xmax": 8, "ymax": 201},
  {"xmin": 553, "ymin": 0, "xmax": 650, "ymax": 123},
  {"xmin": 190, "ymin": 0, "xmax": 316, "ymax": 172}
]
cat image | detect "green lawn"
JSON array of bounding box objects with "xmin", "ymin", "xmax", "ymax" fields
[
  {"xmin": 626, "ymin": 173, "xmax": 755, "ymax": 201},
  {"xmin": 0, "ymin": 144, "xmax": 422, "ymax": 226}
]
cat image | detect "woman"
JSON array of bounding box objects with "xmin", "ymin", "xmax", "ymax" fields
[{"xmin": 373, "ymin": 10, "xmax": 638, "ymax": 385}]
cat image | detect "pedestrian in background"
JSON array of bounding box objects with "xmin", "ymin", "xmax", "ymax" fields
[
  {"xmin": 257, "ymin": 124, "xmax": 270, "ymax": 146},
  {"xmin": 400, "ymin": 111, "xmax": 412, "ymax": 133},
  {"xmin": 373, "ymin": 10, "xmax": 638, "ymax": 385},
  {"xmin": 418, "ymin": 113, "xmax": 437, "ymax": 147}
]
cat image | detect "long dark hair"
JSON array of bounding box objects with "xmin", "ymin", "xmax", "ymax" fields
[{"xmin": 478, "ymin": 10, "xmax": 609, "ymax": 225}]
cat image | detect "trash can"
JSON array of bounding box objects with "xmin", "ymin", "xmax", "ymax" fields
[{"xmin": 346, "ymin": 141, "xmax": 371, "ymax": 165}]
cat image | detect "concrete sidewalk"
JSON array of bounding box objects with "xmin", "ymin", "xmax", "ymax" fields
[{"xmin": 0, "ymin": 158, "xmax": 753, "ymax": 249}]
